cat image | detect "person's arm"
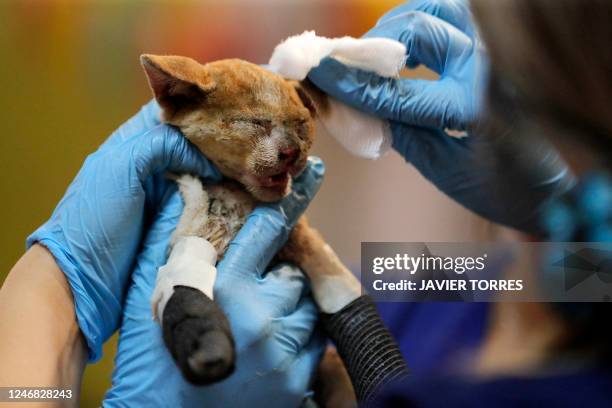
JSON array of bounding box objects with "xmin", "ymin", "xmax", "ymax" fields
[
  {"xmin": 0, "ymin": 245, "xmax": 86, "ymax": 407},
  {"xmin": 308, "ymin": 0, "xmax": 575, "ymax": 236}
]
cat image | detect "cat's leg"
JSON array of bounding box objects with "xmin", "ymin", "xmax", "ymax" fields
[
  {"xmin": 152, "ymin": 174, "xmax": 235, "ymax": 385},
  {"xmin": 170, "ymin": 174, "xmax": 210, "ymax": 247},
  {"xmin": 279, "ymin": 217, "xmax": 408, "ymax": 403},
  {"xmin": 279, "ymin": 216, "xmax": 361, "ymax": 314}
]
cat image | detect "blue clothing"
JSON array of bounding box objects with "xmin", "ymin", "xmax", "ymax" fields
[
  {"xmin": 377, "ymin": 302, "xmax": 488, "ymax": 375},
  {"xmin": 376, "ymin": 303, "xmax": 612, "ymax": 407},
  {"xmin": 378, "ymin": 370, "xmax": 612, "ymax": 407}
]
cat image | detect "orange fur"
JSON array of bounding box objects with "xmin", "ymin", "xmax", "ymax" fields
[
  {"xmin": 142, "ymin": 55, "xmax": 316, "ymax": 202},
  {"xmin": 141, "ymin": 54, "xmax": 359, "ymax": 305},
  {"xmin": 142, "ymin": 54, "xmax": 360, "ymax": 390}
]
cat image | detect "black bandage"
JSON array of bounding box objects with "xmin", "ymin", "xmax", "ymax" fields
[
  {"xmin": 321, "ymin": 295, "xmax": 409, "ymax": 404},
  {"xmin": 163, "ymin": 286, "xmax": 235, "ymax": 385}
]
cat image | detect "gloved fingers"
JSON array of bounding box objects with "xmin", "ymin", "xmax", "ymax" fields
[
  {"xmin": 271, "ymin": 295, "xmax": 321, "ymax": 356},
  {"xmin": 309, "ymin": 59, "xmax": 466, "ymax": 129},
  {"xmin": 235, "ymin": 329, "xmax": 325, "ymax": 408},
  {"xmin": 366, "ymin": 11, "xmax": 472, "ymax": 74},
  {"xmin": 280, "ymin": 329, "xmax": 326, "ymax": 401},
  {"xmin": 257, "ymin": 263, "xmax": 311, "ymax": 318},
  {"xmin": 123, "ymin": 186, "xmax": 184, "ymax": 318},
  {"xmin": 104, "ymin": 186, "xmax": 186, "ymax": 405},
  {"xmin": 132, "ymin": 124, "xmax": 221, "ymax": 184},
  {"xmin": 217, "ymin": 157, "xmax": 324, "ymax": 281},
  {"xmin": 216, "ymin": 263, "xmax": 311, "ymax": 353},
  {"xmin": 194, "ymin": 329, "xmax": 324, "ymax": 408},
  {"xmin": 376, "ymin": 0, "xmax": 475, "ymax": 38},
  {"xmin": 105, "ymin": 290, "xmax": 185, "ymax": 407},
  {"xmin": 309, "ymin": 8, "xmax": 475, "ymax": 129},
  {"xmin": 226, "ymin": 296, "xmax": 320, "ymax": 380},
  {"xmin": 99, "ymin": 99, "xmax": 162, "ymax": 152}
]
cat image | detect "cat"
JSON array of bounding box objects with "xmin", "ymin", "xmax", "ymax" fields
[{"xmin": 141, "ymin": 54, "xmax": 320, "ymax": 384}]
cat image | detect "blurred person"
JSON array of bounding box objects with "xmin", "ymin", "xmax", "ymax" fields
[{"xmin": 304, "ymin": 0, "xmax": 612, "ymax": 406}]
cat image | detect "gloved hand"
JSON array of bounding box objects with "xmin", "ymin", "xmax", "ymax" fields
[
  {"xmin": 26, "ymin": 100, "xmax": 221, "ymax": 361},
  {"xmin": 104, "ymin": 158, "xmax": 326, "ymax": 408},
  {"xmin": 310, "ymin": 0, "xmax": 483, "ymax": 131},
  {"xmin": 308, "ymin": 0, "xmax": 574, "ymax": 234}
]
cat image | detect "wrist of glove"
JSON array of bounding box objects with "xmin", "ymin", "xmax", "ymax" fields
[{"xmin": 390, "ymin": 119, "xmax": 575, "ymax": 236}]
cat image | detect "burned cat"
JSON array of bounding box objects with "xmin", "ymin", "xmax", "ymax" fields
[{"xmin": 140, "ymin": 54, "xmax": 318, "ymax": 384}]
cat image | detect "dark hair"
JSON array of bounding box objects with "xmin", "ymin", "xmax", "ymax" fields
[
  {"xmin": 471, "ymin": 0, "xmax": 612, "ymax": 364},
  {"xmin": 472, "ymin": 0, "xmax": 612, "ymax": 146}
]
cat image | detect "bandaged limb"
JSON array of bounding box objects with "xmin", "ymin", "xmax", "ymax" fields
[
  {"xmin": 151, "ymin": 236, "xmax": 217, "ymax": 322},
  {"xmin": 151, "ymin": 236, "xmax": 235, "ymax": 384},
  {"xmin": 269, "ymin": 31, "xmax": 406, "ymax": 160},
  {"xmin": 281, "ymin": 218, "xmax": 408, "ymax": 404},
  {"xmin": 152, "ymin": 175, "xmax": 216, "ymax": 321},
  {"xmin": 321, "ymin": 296, "xmax": 409, "ymax": 404}
]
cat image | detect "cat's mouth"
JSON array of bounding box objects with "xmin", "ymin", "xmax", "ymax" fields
[
  {"xmin": 245, "ymin": 158, "xmax": 307, "ymax": 201},
  {"xmin": 256, "ymin": 157, "xmax": 307, "ymax": 189},
  {"xmin": 258, "ymin": 171, "xmax": 290, "ymax": 188}
]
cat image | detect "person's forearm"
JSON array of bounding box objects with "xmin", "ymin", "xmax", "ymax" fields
[{"xmin": 0, "ymin": 244, "xmax": 86, "ymax": 407}]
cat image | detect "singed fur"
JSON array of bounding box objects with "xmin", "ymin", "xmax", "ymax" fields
[
  {"xmin": 141, "ymin": 54, "xmax": 326, "ymax": 384},
  {"xmin": 142, "ymin": 55, "xmax": 316, "ymax": 202}
]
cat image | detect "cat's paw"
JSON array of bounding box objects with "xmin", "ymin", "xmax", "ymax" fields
[{"xmin": 162, "ymin": 286, "xmax": 235, "ymax": 385}]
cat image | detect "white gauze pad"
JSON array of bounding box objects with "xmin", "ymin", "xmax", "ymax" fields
[
  {"xmin": 269, "ymin": 30, "xmax": 406, "ymax": 159},
  {"xmin": 151, "ymin": 236, "xmax": 218, "ymax": 323}
]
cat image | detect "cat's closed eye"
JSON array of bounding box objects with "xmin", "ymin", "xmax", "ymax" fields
[
  {"xmin": 249, "ymin": 118, "xmax": 273, "ymax": 132},
  {"xmin": 284, "ymin": 118, "xmax": 309, "ymax": 140}
]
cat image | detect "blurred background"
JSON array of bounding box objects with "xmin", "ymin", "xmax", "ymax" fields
[{"xmin": 0, "ymin": 0, "xmax": 493, "ymax": 405}]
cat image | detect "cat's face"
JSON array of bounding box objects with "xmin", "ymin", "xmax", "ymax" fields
[{"xmin": 141, "ymin": 55, "xmax": 316, "ymax": 202}]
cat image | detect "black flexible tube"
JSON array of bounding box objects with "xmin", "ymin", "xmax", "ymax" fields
[{"xmin": 321, "ymin": 295, "xmax": 409, "ymax": 405}]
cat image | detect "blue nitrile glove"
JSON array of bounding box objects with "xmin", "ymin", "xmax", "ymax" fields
[
  {"xmin": 104, "ymin": 158, "xmax": 326, "ymax": 408},
  {"xmin": 26, "ymin": 100, "xmax": 221, "ymax": 361},
  {"xmin": 308, "ymin": 0, "xmax": 574, "ymax": 234}
]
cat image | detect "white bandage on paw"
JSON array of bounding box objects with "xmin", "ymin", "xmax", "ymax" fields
[
  {"xmin": 151, "ymin": 236, "xmax": 218, "ymax": 323},
  {"xmin": 307, "ymin": 244, "xmax": 362, "ymax": 314},
  {"xmin": 269, "ymin": 30, "xmax": 406, "ymax": 160}
]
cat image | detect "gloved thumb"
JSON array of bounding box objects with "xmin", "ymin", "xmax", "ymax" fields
[
  {"xmin": 133, "ymin": 124, "xmax": 222, "ymax": 184},
  {"xmin": 219, "ymin": 156, "xmax": 325, "ymax": 280},
  {"xmin": 124, "ymin": 184, "xmax": 184, "ymax": 318},
  {"xmin": 105, "ymin": 185, "xmax": 187, "ymax": 406}
]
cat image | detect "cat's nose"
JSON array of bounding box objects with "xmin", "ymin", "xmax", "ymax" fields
[{"xmin": 278, "ymin": 146, "xmax": 298, "ymax": 167}]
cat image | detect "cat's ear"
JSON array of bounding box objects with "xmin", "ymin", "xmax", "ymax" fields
[
  {"xmin": 141, "ymin": 54, "xmax": 216, "ymax": 118},
  {"xmin": 293, "ymin": 79, "xmax": 324, "ymax": 118}
]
